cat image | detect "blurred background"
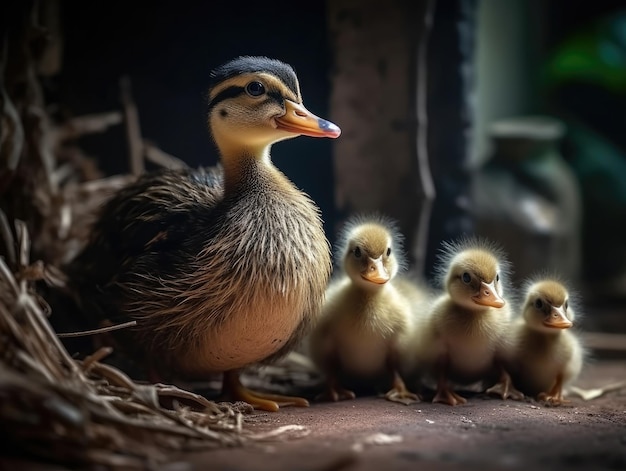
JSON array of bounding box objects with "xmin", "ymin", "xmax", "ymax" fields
[{"xmin": 2, "ymin": 0, "xmax": 626, "ymax": 328}]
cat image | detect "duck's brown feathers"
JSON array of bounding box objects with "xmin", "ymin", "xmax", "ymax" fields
[{"xmin": 69, "ymin": 160, "xmax": 331, "ymax": 375}]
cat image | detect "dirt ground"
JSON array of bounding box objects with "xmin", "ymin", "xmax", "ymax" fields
[
  {"xmin": 174, "ymin": 360, "xmax": 626, "ymax": 471},
  {"xmin": 0, "ymin": 359, "xmax": 623, "ymax": 471},
  {"xmin": 1, "ymin": 330, "xmax": 624, "ymax": 471}
]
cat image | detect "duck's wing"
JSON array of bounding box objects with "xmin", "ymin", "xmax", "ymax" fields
[
  {"xmin": 66, "ymin": 166, "xmax": 224, "ymax": 319},
  {"xmin": 97, "ymin": 166, "xmax": 222, "ymax": 253}
]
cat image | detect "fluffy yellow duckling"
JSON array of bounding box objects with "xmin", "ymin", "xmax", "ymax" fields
[
  {"xmin": 504, "ymin": 278, "xmax": 584, "ymax": 405},
  {"xmin": 417, "ymin": 237, "xmax": 514, "ymax": 406},
  {"xmin": 66, "ymin": 56, "xmax": 340, "ymax": 412},
  {"xmin": 309, "ymin": 215, "xmax": 426, "ymax": 404}
]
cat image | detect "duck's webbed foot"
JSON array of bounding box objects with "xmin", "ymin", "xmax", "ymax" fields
[
  {"xmin": 385, "ymin": 388, "xmax": 420, "ymax": 405},
  {"xmin": 385, "ymin": 371, "xmax": 420, "ymax": 405},
  {"xmin": 537, "ymin": 392, "xmax": 567, "ymax": 406},
  {"xmin": 432, "ymin": 357, "xmax": 467, "ymax": 406},
  {"xmin": 316, "ymin": 380, "xmax": 356, "ymax": 402},
  {"xmin": 486, "ymin": 381, "xmax": 524, "ymax": 401},
  {"xmin": 537, "ymin": 374, "xmax": 567, "ymax": 406},
  {"xmin": 486, "ymin": 371, "xmax": 524, "ymax": 401},
  {"xmin": 433, "ymin": 385, "xmax": 467, "ymax": 406},
  {"xmin": 221, "ymin": 370, "xmax": 309, "ymax": 412}
]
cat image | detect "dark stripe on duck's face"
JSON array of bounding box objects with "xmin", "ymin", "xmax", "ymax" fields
[
  {"xmin": 208, "ymin": 86, "xmax": 245, "ymax": 112},
  {"xmin": 267, "ymin": 91, "xmax": 285, "ymax": 109},
  {"xmin": 208, "ymin": 87, "xmax": 287, "ymax": 114}
]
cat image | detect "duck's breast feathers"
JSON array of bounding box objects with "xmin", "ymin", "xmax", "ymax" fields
[
  {"xmin": 197, "ymin": 162, "xmax": 331, "ymax": 301},
  {"xmin": 511, "ymin": 328, "xmax": 585, "ymax": 393},
  {"xmin": 214, "ymin": 188, "xmax": 329, "ymax": 284}
]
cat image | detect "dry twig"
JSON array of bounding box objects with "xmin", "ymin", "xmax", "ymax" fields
[
  {"xmin": 56, "ymin": 320, "xmax": 137, "ymax": 338},
  {"xmin": 144, "ymin": 141, "xmax": 189, "ymax": 170},
  {"xmin": 120, "ymin": 76, "xmax": 145, "ymax": 176}
]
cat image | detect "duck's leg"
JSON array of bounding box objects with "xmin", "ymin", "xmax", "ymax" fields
[
  {"xmin": 432, "ymin": 355, "xmax": 466, "ymax": 406},
  {"xmin": 537, "ymin": 373, "xmax": 566, "ymax": 406},
  {"xmin": 221, "ymin": 369, "xmax": 309, "ymax": 412},
  {"xmin": 486, "ymin": 368, "xmax": 524, "ymax": 401},
  {"xmin": 384, "ymin": 346, "xmax": 420, "ymax": 405},
  {"xmin": 316, "ymin": 375, "xmax": 356, "ymax": 402},
  {"xmin": 433, "ymin": 377, "xmax": 467, "ymax": 406},
  {"xmin": 314, "ymin": 350, "xmax": 355, "ymax": 402},
  {"xmin": 385, "ymin": 370, "xmax": 420, "ymax": 405}
]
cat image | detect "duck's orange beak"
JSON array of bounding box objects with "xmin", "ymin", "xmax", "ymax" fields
[
  {"xmin": 275, "ymin": 100, "xmax": 341, "ymax": 138},
  {"xmin": 472, "ymin": 281, "xmax": 505, "ymax": 308},
  {"xmin": 361, "ymin": 257, "xmax": 389, "ymax": 284},
  {"xmin": 543, "ymin": 306, "xmax": 572, "ymax": 329}
]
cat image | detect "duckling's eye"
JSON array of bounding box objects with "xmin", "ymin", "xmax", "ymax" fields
[
  {"xmin": 496, "ymin": 274, "xmax": 500, "ymax": 282},
  {"xmin": 461, "ymin": 272, "xmax": 471, "ymax": 284},
  {"xmin": 564, "ymin": 300, "xmax": 568, "ymax": 311},
  {"xmin": 354, "ymin": 247, "xmax": 362, "ymax": 258},
  {"xmin": 534, "ymin": 299, "xmax": 544, "ymax": 310},
  {"xmin": 386, "ymin": 247, "xmax": 391, "ymax": 257},
  {"xmin": 245, "ymin": 81, "xmax": 265, "ymax": 97}
]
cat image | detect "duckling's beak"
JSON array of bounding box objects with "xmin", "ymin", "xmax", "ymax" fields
[
  {"xmin": 275, "ymin": 100, "xmax": 341, "ymax": 138},
  {"xmin": 472, "ymin": 281, "xmax": 505, "ymax": 308},
  {"xmin": 543, "ymin": 306, "xmax": 572, "ymax": 329},
  {"xmin": 361, "ymin": 257, "xmax": 389, "ymax": 284}
]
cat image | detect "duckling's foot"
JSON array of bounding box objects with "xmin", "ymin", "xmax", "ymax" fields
[
  {"xmin": 433, "ymin": 387, "xmax": 467, "ymax": 406},
  {"xmin": 221, "ymin": 370, "xmax": 309, "ymax": 412},
  {"xmin": 486, "ymin": 374, "xmax": 524, "ymax": 401},
  {"xmin": 537, "ymin": 392, "xmax": 568, "ymax": 407},
  {"xmin": 385, "ymin": 388, "xmax": 420, "ymax": 405},
  {"xmin": 537, "ymin": 374, "xmax": 566, "ymax": 406},
  {"xmin": 316, "ymin": 385, "xmax": 356, "ymax": 402},
  {"xmin": 385, "ymin": 371, "xmax": 421, "ymax": 405}
]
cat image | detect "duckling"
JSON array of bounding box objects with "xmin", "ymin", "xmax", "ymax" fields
[
  {"xmin": 309, "ymin": 215, "xmax": 426, "ymax": 405},
  {"xmin": 66, "ymin": 56, "xmax": 341, "ymax": 412},
  {"xmin": 418, "ymin": 237, "xmax": 514, "ymax": 406},
  {"xmin": 504, "ymin": 278, "xmax": 584, "ymax": 405}
]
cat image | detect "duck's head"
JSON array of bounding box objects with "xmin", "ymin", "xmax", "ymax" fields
[
  {"xmin": 522, "ymin": 279, "xmax": 575, "ymax": 333},
  {"xmin": 437, "ymin": 238, "xmax": 509, "ymax": 311},
  {"xmin": 207, "ymin": 56, "xmax": 340, "ymax": 160},
  {"xmin": 337, "ymin": 216, "xmax": 407, "ymax": 292}
]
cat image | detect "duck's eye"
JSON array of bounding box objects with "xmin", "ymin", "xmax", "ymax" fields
[
  {"xmin": 245, "ymin": 81, "xmax": 265, "ymax": 97},
  {"xmin": 534, "ymin": 299, "xmax": 544, "ymax": 310},
  {"xmin": 386, "ymin": 247, "xmax": 391, "ymax": 257},
  {"xmin": 496, "ymin": 274, "xmax": 500, "ymax": 282},
  {"xmin": 564, "ymin": 300, "xmax": 568, "ymax": 311},
  {"xmin": 461, "ymin": 272, "xmax": 471, "ymax": 284},
  {"xmin": 354, "ymin": 247, "xmax": 362, "ymax": 258}
]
